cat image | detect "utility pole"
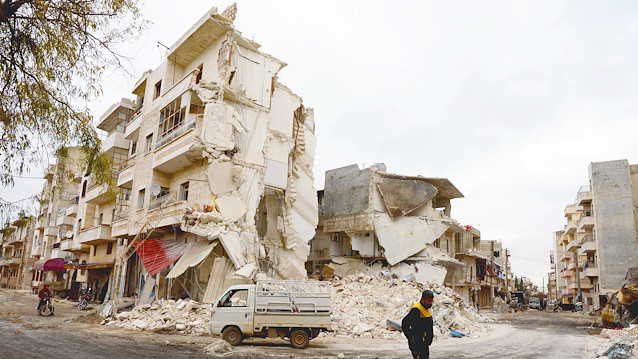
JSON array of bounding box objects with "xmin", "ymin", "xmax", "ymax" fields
[
  {"xmin": 505, "ymin": 249, "xmax": 509, "ymax": 292},
  {"xmin": 574, "ymin": 251, "xmax": 582, "ymax": 303},
  {"xmin": 490, "ymin": 241, "xmax": 495, "ymax": 306}
]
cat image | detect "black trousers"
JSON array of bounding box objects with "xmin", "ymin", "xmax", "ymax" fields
[
  {"xmin": 411, "ymin": 347, "xmax": 429, "ymax": 359},
  {"xmin": 37, "ymin": 298, "xmax": 46, "ymax": 309}
]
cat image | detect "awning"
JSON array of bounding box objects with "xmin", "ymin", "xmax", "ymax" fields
[
  {"xmin": 64, "ymin": 262, "xmax": 114, "ymax": 270},
  {"xmin": 34, "ymin": 258, "xmax": 66, "ymax": 272},
  {"xmin": 166, "ymin": 240, "xmax": 218, "ymax": 279},
  {"xmin": 134, "ymin": 239, "xmax": 189, "ymax": 276}
]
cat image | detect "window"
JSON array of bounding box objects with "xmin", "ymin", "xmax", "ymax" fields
[
  {"xmin": 107, "ymin": 242, "xmax": 113, "ymax": 255},
  {"xmin": 179, "ymin": 182, "xmax": 189, "ymax": 201},
  {"xmin": 158, "ymin": 96, "xmax": 185, "ymax": 139},
  {"xmin": 98, "ymin": 213, "xmax": 103, "ymax": 225},
  {"xmin": 93, "ymin": 245, "xmax": 97, "ymax": 256},
  {"xmin": 138, "ymin": 189, "xmax": 145, "ymax": 210},
  {"xmin": 218, "ymin": 289, "xmax": 248, "ymax": 307},
  {"xmin": 145, "ymin": 134, "xmax": 153, "ymax": 153},
  {"xmin": 130, "ymin": 141, "xmax": 137, "ymax": 155},
  {"xmin": 154, "ymin": 80, "xmax": 162, "ymax": 100},
  {"xmin": 81, "ymin": 181, "xmax": 87, "ymax": 197}
]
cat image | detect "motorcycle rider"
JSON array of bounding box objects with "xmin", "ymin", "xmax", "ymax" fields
[{"xmin": 37, "ymin": 284, "xmax": 52, "ymax": 313}]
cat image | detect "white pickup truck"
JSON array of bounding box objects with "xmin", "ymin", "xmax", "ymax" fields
[{"xmin": 208, "ymin": 280, "xmax": 331, "ymax": 348}]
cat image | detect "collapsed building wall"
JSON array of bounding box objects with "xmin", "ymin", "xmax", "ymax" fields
[{"xmin": 315, "ymin": 164, "xmax": 465, "ymax": 286}]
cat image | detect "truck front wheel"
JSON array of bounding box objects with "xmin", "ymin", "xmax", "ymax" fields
[
  {"xmin": 290, "ymin": 329, "xmax": 309, "ymax": 349},
  {"xmin": 222, "ymin": 326, "xmax": 243, "ymax": 346}
]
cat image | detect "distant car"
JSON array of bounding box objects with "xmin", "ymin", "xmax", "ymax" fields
[{"xmin": 529, "ymin": 297, "xmax": 541, "ymax": 309}]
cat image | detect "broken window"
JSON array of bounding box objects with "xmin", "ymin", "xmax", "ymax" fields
[
  {"xmin": 179, "ymin": 182, "xmax": 189, "ymax": 201},
  {"xmin": 138, "ymin": 189, "xmax": 145, "ymax": 210},
  {"xmin": 145, "ymin": 134, "xmax": 153, "ymax": 153},
  {"xmin": 154, "ymin": 80, "xmax": 162, "ymax": 100},
  {"xmin": 158, "ymin": 96, "xmax": 185, "ymax": 140}
]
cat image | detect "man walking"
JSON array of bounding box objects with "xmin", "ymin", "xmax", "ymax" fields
[{"xmin": 402, "ymin": 290, "xmax": 434, "ymax": 359}]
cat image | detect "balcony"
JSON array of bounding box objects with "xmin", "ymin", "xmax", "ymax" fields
[
  {"xmin": 575, "ymin": 185, "xmax": 592, "ymax": 205},
  {"xmin": 43, "ymin": 226, "xmax": 57, "ymax": 238},
  {"xmin": 111, "ymin": 218, "xmax": 129, "ymax": 238},
  {"xmin": 579, "ymin": 236, "xmax": 597, "ymax": 255},
  {"xmin": 60, "ymin": 239, "xmax": 90, "ymax": 253},
  {"xmin": 30, "ymin": 244, "xmax": 42, "ymax": 257},
  {"xmin": 564, "ymin": 221, "xmax": 577, "ymax": 234},
  {"xmin": 153, "ymin": 116, "xmax": 201, "ymax": 174},
  {"xmin": 7, "ymin": 257, "xmax": 20, "ymax": 265},
  {"xmin": 561, "ymin": 269, "xmax": 573, "ymax": 278},
  {"xmin": 148, "ymin": 199, "xmax": 187, "ymax": 228},
  {"xmin": 78, "ymin": 225, "xmax": 114, "ymax": 245},
  {"xmin": 85, "ymin": 182, "xmax": 112, "ymax": 205},
  {"xmin": 103, "ymin": 130, "xmax": 129, "ymax": 152},
  {"xmin": 124, "ymin": 108, "xmax": 143, "ymax": 141},
  {"xmin": 577, "ymin": 216, "xmax": 594, "ymax": 232},
  {"xmin": 66, "ymin": 203, "xmax": 78, "ymax": 217},
  {"xmin": 569, "ymin": 282, "xmax": 593, "ymax": 290},
  {"xmin": 559, "ymin": 252, "xmax": 568, "ymax": 262},
  {"xmin": 35, "ymin": 218, "xmax": 45, "ymax": 230},
  {"xmin": 584, "ymin": 266, "xmax": 599, "ymax": 277},
  {"xmin": 562, "ymin": 288, "xmax": 572, "ymax": 297},
  {"xmin": 117, "ymin": 157, "xmax": 135, "ymax": 189},
  {"xmin": 56, "ymin": 213, "xmax": 74, "ymax": 227},
  {"xmin": 566, "ymin": 239, "xmax": 581, "ymax": 252}
]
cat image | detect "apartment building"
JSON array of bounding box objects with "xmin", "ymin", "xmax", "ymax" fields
[
  {"xmin": 551, "ymin": 159, "xmax": 638, "ymax": 309},
  {"xmin": 0, "ymin": 216, "xmax": 34, "ymax": 289},
  {"xmin": 100, "ymin": 4, "xmax": 318, "ymax": 304}
]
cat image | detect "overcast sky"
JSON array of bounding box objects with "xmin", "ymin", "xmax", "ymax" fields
[{"xmin": 4, "ymin": 0, "xmax": 638, "ymax": 287}]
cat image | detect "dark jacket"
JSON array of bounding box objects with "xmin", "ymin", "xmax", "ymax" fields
[
  {"xmin": 402, "ymin": 306, "xmax": 434, "ymax": 350},
  {"xmin": 38, "ymin": 287, "xmax": 51, "ymax": 299}
]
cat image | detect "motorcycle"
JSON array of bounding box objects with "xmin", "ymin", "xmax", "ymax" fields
[
  {"xmin": 38, "ymin": 295, "xmax": 54, "ymax": 316},
  {"xmin": 77, "ymin": 287, "xmax": 93, "ymax": 310}
]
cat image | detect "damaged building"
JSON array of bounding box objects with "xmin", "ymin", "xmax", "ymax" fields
[
  {"xmin": 19, "ymin": 4, "xmax": 318, "ymax": 307},
  {"xmin": 308, "ymin": 164, "xmax": 515, "ymax": 308},
  {"xmin": 308, "ymin": 164, "xmax": 466, "ymax": 287}
]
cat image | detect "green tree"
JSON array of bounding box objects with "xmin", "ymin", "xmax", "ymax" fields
[{"xmin": 0, "ymin": 0, "xmax": 146, "ymax": 217}]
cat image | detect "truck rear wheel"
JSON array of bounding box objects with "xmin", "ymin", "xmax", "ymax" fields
[
  {"xmin": 222, "ymin": 326, "xmax": 243, "ymax": 346},
  {"xmin": 290, "ymin": 329, "xmax": 309, "ymax": 349}
]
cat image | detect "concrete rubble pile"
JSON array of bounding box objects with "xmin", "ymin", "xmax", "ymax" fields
[
  {"xmin": 103, "ymin": 298, "xmax": 211, "ymax": 335},
  {"xmin": 585, "ymin": 326, "xmax": 638, "ymax": 359},
  {"xmin": 329, "ymin": 274, "xmax": 490, "ymax": 340}
]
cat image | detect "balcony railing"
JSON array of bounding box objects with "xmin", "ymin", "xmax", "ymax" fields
[
  {"xmin": 154, "ymin": 118, "xmax": 197, "ymax": 150},
  {"xmin": 118, "ymin": 157, "xmax": 136, "ymax": 170},
  {"xmin": 149, "ymin": 192, "xmax": 177, "ymax": 210},
  {"xmin": 575, "ymin": 185, "xmax": 591, "ymax": 203}
]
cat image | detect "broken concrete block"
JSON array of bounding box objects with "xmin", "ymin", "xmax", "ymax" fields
[
  {"xmin": 414, "ymin": 262, "xmax": 448, "ymax": 286},
  {"xmin": 234, "ymin": 263, "xmax": 257, "ymax": 279},
  {"xmin": 377, "ymin": 178, "xmax": 438, "ymax": 220},
  {"xmin": 215, "ymin": 195, "xmax": 247, "ymax": 221},
  {"xmin": 373, "ymin": 213, "xmax": 431, "ymax": 265},
  {"xmin": 290, "ymin": 209, "xmax": 316, "ymax": 242},
  {"xmin": 218, "ymin": 231, "xmax": 248, "ymax": 269},
  {"xmin": 201, "ymin": 102, "xmax": 236, "ymax": 150},
  {"xmin": 264, "ymin": 159, "xmax": 288, "ymax": 189},
  {"xmin": 207, "ymin": 160, "xmax": 237, "ymax": 195},
  {"xmin": 266, "ymin": 136, "xmax": 292, "ymax": 163}
]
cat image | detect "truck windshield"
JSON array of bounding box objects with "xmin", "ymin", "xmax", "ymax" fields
[{"xmin": 218, "ymin": 289, "xmax": 248, "ymax": 307}]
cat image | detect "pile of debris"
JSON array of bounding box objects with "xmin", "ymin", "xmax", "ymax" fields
[
  {"xmin": 585, "ymin": 326, "xmax": 638, "ymax": 359},
  {"xmin": 103, "ymin": 299, "xmax": 210, "ymax": 335},
  {"xmin": 329, "ymin": 274, "xmax": 490, "ymax": 340}
]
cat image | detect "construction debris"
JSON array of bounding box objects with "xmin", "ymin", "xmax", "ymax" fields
[
  {"xmin": 103, "ymin": 298, "xmax": 211, "ymax": 335},
  {"xmin": 328, "ymin": 274, "xmax": 490, "ymax": 340}
]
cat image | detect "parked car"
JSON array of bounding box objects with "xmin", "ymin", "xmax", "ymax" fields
[{"xmin": 529, "ymin": 297, "xmax": 541, "ymax": 310}]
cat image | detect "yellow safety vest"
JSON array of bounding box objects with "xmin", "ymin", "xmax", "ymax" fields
[{"xmin": 412, "ymin": 302, "xmax": 432, "ymax": 318}]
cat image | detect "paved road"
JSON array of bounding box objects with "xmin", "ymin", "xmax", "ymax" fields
[{"xmin": 0, "ymin": 289, "xmax": 595, "ymax": 358}]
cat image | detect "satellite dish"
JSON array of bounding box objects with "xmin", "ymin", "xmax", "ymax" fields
[{"xmin": 150, "ymin": 183, "xmax": 161, "ymax": 197}]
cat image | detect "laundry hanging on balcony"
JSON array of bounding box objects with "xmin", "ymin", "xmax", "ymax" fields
[{"xmin": 133, "ymin": 239, "xmax": 189, "ymax": 276}]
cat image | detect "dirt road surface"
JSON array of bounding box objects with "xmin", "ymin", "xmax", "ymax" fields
[{"xmin": 0, "ymin": 289, "xmax": 600, "ymax": 358}]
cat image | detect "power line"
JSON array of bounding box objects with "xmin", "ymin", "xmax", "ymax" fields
[{"xmin": 0, "ymin": 174, "xmax": 46, "ymax": 179}]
